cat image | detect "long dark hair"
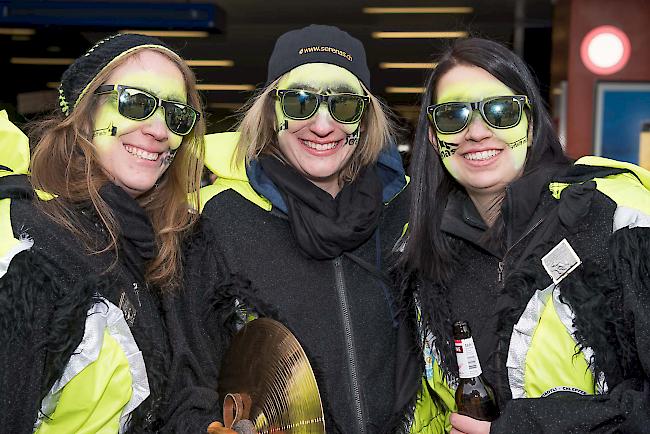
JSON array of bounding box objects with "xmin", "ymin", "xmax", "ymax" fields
[{"xmin": 399, "ymin": 38, "xmax": 569, "ymax": 284}]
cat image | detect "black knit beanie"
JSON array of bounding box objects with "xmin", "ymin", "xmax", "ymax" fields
[
  {"xmin": 266, "ymin": 24, "xmax": 370, "ymax": 89},
  {"xmin": 58, "ymin": 33, "xmax": 180, "ymax": 116}
]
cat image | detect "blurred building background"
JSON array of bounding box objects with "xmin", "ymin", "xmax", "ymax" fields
[{"xmin": 1, "ymin": 0, "xmax": 648, "ymax": 164}]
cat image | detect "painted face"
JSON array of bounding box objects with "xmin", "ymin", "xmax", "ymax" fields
[
  {"xmin": 275, "ymin": 63, "xmax": 364, "ymax": 196},
  {"xmin": 92, "ymin": 49, "xmax": 187, "ymax": 197},
  {"xmin": 432, "ymin": 64, "xmax": 529, "ymax": 196}
]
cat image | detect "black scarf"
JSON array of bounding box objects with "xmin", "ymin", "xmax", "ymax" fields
[
  {"xmin": 99, "ymin": 183, "xmax": 156, "ymax": 280},
  {"xmin": 259, "ymin": 156, "xmax": 383, "ymax": 260}
]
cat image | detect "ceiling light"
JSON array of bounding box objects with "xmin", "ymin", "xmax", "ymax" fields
[
  {"xmin": 11, "ymin": 57, "xmax": 74, "ymax": 65},
  {"xmin": 363, "ymin": 7, "xmax": 473, "ymax": 14},
  {"xmin": 385, "ymin": 87, "xmax": 425, "ymax": 94},
  {"xmin": 372, "ymin": 31, "xmax": 468, "ymax": 39},
  {"xmin": 187, "ymin": 60, "xmax": 234, "ymax": 67},
  {"xmin": 119, "ymin": 30, "xmax": 209, "ymax": 38},
  {"xmin": 380, "ymin": 62, "xmax": 437, "ymax": 69},
  {"xmin": 0, "ymin": 28, "xmax": 35, "ymax": 36},
  {"xmin": 197, "ymin": 84, "xmax": 255, "ymax": 91}
]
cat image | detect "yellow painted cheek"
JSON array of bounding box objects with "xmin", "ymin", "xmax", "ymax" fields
[
  {"xmin": 93, "ymin": 100, "xmax": 139, "ymax": 138},
  {"xmin": 342, "ymin": 119, "xmax": 361, "ymax": 135},
  {"xmin": 436, "ymin": 131, "xmax": 462, "ymax": 145},
  {"xmin": 169, "ymin": 134, "xmax": 183, "ymax": 150},
  {"xmin": 434, "ymin": 134, "xmax": 460, "ymax": 178},
  {"xmin": 494, "ymin": 115, "xmax": 529, "ymax": 170},
  {"xmin": 275, "ymin": 99, "xmax": 289, "ymax": 131},
  {"xmin": 442, "ymin": 155, "xmax": 459, "ymax": 179},
  {"xmin": 92, "ymin": 135, "xmax": 114, "ymax": 153}
]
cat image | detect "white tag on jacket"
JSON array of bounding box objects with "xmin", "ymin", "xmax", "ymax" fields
[{"xmin": 541, "ymin": 238, "xmax": 582, "ymax": 284}]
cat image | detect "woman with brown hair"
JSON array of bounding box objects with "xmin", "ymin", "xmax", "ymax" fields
[{"xmin": 0, "ymin": 33, "xmax": 204, "ymax": 433}]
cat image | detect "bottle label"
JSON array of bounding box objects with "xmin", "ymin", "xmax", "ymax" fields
[{"xmin": 455, "ymin": 337, "xmax": 482, "ymax": 378}]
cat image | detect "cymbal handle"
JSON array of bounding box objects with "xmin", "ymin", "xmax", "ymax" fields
[{"xmin": 223, "ymin": 392, "xmax": 253, "ymax": 429}]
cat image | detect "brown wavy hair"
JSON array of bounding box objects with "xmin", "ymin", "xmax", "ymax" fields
[{"xmin": 29, "ymin": 46, "xmax": 205, "ymax": 291}]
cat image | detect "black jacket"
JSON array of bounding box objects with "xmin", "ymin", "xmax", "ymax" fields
[
  {"xmin": 187, "ymin": 142, "xmax": 411, "ymax": 434},
  {"xmin": 0, "ymin": 175, "xmax": 171, "ymax": 433},
  {"xmin": 415, "ymin": 160, "xmax": 650, "ymax": 433}
]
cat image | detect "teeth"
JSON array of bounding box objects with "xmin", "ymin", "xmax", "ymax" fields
[
  {"xmin": 464, "ymin": 149, "xmax": 500, "ymax": 161},
  {"xmin": 302, "ymin": 140, "xmax": 338, "ymax": 151},
  {"xmin": 124, "ymin": 144, "xmax": 159, "ymax": 161}
]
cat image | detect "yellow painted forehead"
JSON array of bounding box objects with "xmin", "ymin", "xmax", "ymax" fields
[
  {"xmin": 106, "ymin": 58, "xmax": 187, "ymax": 103},
  {"xmin": 435, "ymin": 65, "xmax": 514, "ymax": 104},
  {"xmin": 278, "ymin": 63, "xmax": 362, "ymax": 94}
]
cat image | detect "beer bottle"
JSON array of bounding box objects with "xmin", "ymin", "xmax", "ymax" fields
[{"xmin": 453, "ymin": 320, "xmax": 499, "ymax": 421}]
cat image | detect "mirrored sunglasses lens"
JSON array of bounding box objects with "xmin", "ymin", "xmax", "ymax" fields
[
  {"xmin": 330, "ymin": 95, "xmax": 364, "ymax": 123},
  {"xmin": 119, "ymin": 88, "xmax": 157, "ymax": 119},
  {"xmin": 282, "ymin": 91, "xmax": 318, "ymax": 119},
  {"xmin": 165, "ymin": 103, "xmax": 196, "ymax": 135},
  {"xmin": 484, "ymin": 97, "xmax": 521, "ymax": 128},
  {"xmin": 435, "ymin": 104, "xmax": 470, "ymax": 133}
]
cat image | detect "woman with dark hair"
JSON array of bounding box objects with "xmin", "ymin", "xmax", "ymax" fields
[
  {"xmin": 0, "ymin": 33, "xmax": 205, "ymax": 432},
  {"xmin": 400, "ymin": 38, "xmax": 650, "ymax": 433}
]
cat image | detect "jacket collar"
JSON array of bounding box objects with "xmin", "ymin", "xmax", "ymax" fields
[{"xmin": 441, "ymin": 163, "xmax": 567, "ymax": 258}]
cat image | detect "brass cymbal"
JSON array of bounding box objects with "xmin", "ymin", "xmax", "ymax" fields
[{"xmin": 219, "ymin": 318, "xmax": 326, "ymax": 434}]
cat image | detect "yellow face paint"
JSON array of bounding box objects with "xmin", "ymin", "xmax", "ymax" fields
[
  {"xmin": 90, "ymin": 50, "xmax": 188, "ymax": 197},
  {"xmin": 273, "ymin": 63, "xmax": 366, "ymax": 196},
  {"xmin": 429, "ymin": 64, "xmax": 532, "ymax": 198},
  {"xmin": 275, "ymin": 63, "xmax": 364, "ymax": 137},
  {"xmin": 93, "ymin": 71, "xmax": 187, "ymax": 152},
  {"xmin": 435, "ymin": 79, "xmax": 529, "ymax": 173}
]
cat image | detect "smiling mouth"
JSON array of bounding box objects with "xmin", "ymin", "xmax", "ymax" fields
[
  {"xmin": 124, "ymin": 144, "xmax": 160, "ymax": 161},
  {"xmin": 463, "ymin": 149, "xmax": 501, "ymax": 161},
  {"xmin": 301, "ymin": 139, "xmax": 340, "ymax": 151}
]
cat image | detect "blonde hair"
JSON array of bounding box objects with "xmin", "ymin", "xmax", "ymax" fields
[
  {"xmin": 235, "ymin": 75, "xmax": 395, "ymax": 184},
  {"xmin": 29, "ymin": 46, "xmax": 205, "ymax": 291}
]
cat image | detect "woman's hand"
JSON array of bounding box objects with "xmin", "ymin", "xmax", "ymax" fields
[
  {"xmin": 450, "ymin": 413, "xmax": 492, "ymax": 434},
  {"xmin": 207, "ymin": 421, "xmax": 237, "ymax": 434}
]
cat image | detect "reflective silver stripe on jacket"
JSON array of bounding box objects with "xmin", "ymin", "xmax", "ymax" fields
[
  {"xmin": 34, "ymin": 297, "xmax": 150, "ymax": 432},
  {"xmin": 613, "ymin": 206, "xmax": 650, "ymax": 232},
  {"xmin": 506, "ymin": 283, "xmax": 607, "ymax": 399}
]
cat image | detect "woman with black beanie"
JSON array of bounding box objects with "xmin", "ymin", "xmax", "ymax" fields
[{"xmin": 0, "ymin": 33, "xmax": 204, "ymax": 433}]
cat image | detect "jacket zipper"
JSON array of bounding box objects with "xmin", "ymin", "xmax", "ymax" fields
[
  {"xmin": 333, "ymin": 256, "xmax": 366, "ymax": 434},
  {"xmin": 497, "ymin": 217, "xmax": 545, "ymax": 282}
]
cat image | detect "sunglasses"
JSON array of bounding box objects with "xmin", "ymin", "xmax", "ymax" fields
[
  {"xmin": 275, "ymin": 89, "xmax": 369, "ymax": 124},
  {"xmin": 427, "ymin": 95, "xmax": 529, "ymax": 134},
  {"xmin": 94, "ymin": 84, "xmax": 200, "ymax": 136}
]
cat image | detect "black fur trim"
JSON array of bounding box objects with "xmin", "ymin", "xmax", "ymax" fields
[
  {"xmin": 125, "ymin": 318, "xmax": 170, "ymax": 434},
  {"xmin": 381, "ymin": 299, "xmax": 424, "ymax": 434},
  {"xmin": 491, "ymin": 260, "xmax": 542, "ymax": 401},
  {"xmin": 0, "ymin": 249, "xmax": 96, "ymax": 404},
  {"xmin": 0, "ymin": 174, "xmax": 33, "ymax": 200}
]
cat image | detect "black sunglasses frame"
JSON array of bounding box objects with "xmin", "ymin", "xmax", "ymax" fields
[
  {"xmin": 94, "ymin": 84, "xmax": 201, "ymax": 136},
  {"xmin": 275, "ymin": 89, "xmax": 370, "ymax": 124},
  {"xmin": 427, "ymin": 95, "xmax": 529, "ymax": 134}
]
